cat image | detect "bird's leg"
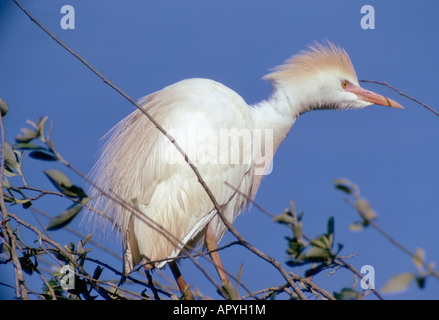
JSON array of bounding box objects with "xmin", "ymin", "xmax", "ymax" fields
[
  {"xmin": 205, "ymin": 224, "xmax": 228, "ymax": 282},
  {"xmin": 205, "ymin": 223, "xmax": 239, "ymax": 300},
  {"xmin": 169, "ymin": 260, "xmax": 194, "ymax": 300}
]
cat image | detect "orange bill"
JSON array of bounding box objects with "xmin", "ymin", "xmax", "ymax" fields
[{"xmin": 347, "ymin": 85, "xmax": 404, "ymax": 109}]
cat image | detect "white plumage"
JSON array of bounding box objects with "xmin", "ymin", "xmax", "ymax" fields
[
  {"xmin": 88, "ymin": 42, "xmax": 402, "ymax": 291},
  {"xmin": 91, "ymin": 79, "xmax": 259, "ymax": 273}
]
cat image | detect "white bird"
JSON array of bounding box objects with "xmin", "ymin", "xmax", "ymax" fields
[{"xmin": 88, "ymin": 41, "xmax": 402, "ymax": 299}]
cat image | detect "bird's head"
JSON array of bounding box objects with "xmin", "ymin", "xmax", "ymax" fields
[{"xmin": 264, "ymin": 41, "xmax": 403, "ymax": 114}]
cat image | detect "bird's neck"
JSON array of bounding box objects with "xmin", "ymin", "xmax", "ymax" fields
[{"xmin": 251, "ymin": 88, "xmax": 302, "ymax": 153}]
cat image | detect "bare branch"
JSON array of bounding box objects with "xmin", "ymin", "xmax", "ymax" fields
[{"xmin": 360, "ymin": 79, "xmax": 439, "ymax": 117}]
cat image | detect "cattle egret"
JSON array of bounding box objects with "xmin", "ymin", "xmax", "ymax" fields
[{"xmin": 88, "ymin": 41, "xmax": 402, "ymax": 299}]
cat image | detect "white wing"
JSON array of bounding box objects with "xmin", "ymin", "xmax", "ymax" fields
[{"xmin": 88, "ymin": 78, "xmax": 257, "ymax": 273}]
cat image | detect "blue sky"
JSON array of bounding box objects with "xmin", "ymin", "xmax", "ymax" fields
[{"xmin": 1, "ymin": 1, "xmax": 438, "ymax": 300}]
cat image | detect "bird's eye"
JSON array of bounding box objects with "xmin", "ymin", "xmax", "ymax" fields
[{"xmin": 341, "ymin": 80, "xmax": 349, "ymax": 89}]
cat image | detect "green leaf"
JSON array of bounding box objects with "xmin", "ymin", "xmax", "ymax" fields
[
  {"xmin": 327, "ymin": 216, "xmax": 335, "ymax": 237},
  {"xmin": 29, "ymin": 150, "xmax": 58, "ymax": 161},
  {"xmin": 326, "ymin": 217, "xmax": 335, "ymax": 248},
  {"xmin": 348, "ymin": 222, "xmax": 364, "ymax": 231},
  {"xmin": 0, "ymin": 98, "xmax": 8, "ymax": 117},
  {"xmin": 44, "ymin": 169, "xmax": 73, "ymax": 195},
  {"xmin": 14, "ymin": 142, "xmax": 42, "ymax": 150},
  {"xmin": 22, "ymin": 200, "xmax": 32, "ymax": 209},
  {"xmin": 15, "ymin": 127, "xmax": 39, "ymax": 143},
  {"xmin": 335, "ymin": 242, "xmax": 344, "ymax": 255},
  {"xmin": 305, "ymin": 245, "xmax": 331, "ymax": 262},
  {"xmin": 82, "ymin": 234, "xmax": 93, "ymax": 246},
  {"xmin": 355, "ymin": 198, "xmax": 378, "ymax": 221},
  {"xmin": 46, "ymin": 139, "xmax": 56, "ymax": 154},
  {"xmin": 3, "ymin": 170, "xmax": 18, "ymax": 178},
  {"xmin": 287, "ymin": 237, "xmax": 305, "ymax": 257},
  {"xmin": 381, "ymin": 272, "xmax": 414, "ymax": 293},
  {"xmin": 76, "ymin": 239, "xmax": 85, "ymax": 255},
  {"xmin": 19, "ymin": 256, "xmax": 36, "ymax": 275},
  {"xmin": 3, "ymin": 195, "xmax": 32, "ymax": 206},
  {"xmin": 334, "ymin": 178, "xmax": 359, "ymax": 197},
  {"xmin": 334, "ymin": 184, "xmax": 352, "ymax": 195},
  {"xmin": 44, "ymin": 169, "xmax": 87, "ymax": 198},
  {"xmin": 2, "ymin": 177, "xmax": 10, "ymax": 188},
  {"xmin": 4, "ymin": 141, "xmax": 19, "ymax": 171},
  {"xmin": 47, "ymin": 203, "xmax": 83, "ymax": 231},
  {"xmin": 334, "ymin": 288, "xmax": 361, "ymax": 300},
  {"xmin": 15, "ymin": 117, "xmax": 48, "ymax": 143},
  {"xmin": 311, "ymin": 235, "xmax": 332, "ymax": 250},
  {"xmin": 92, "ymin": 266, "xmax": 103, "ymax": 281},
  {"xmin": 415, "ymin": 276, "xmax": 426, "ymax": 289},
  {"xmin": 36, "ymin": 116, "xmax": 49, "ymax": 137},
  {"xmin": 292, "ymin": 222, "xmax": 303, "ymax": 241},
  {"xmin": 273, "ymin": 211, "xmax": 296, "ymax": 225}
]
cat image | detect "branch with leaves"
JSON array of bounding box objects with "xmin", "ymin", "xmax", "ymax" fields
[
  {"xmin": 1, "ymin": 102, "xmax": 437, "ymax": 300},
  {"xmin": 334, "ymin": 178, "xmax": 439, "ymax": 294},
  {"xmin": 1, "ymin": 0, "xmax": 437, "ymax": 301}
]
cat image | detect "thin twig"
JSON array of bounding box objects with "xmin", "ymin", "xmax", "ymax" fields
[
  {"xmin": 289, "ymin": 272, "xmax": 335, "ymax": 300},
  {"xmin": 240, "ymin": 282, "xmax": 290, "ymax": 300},
  {"xmin": 360, "ymin": 79, "xmax": 439, "ymax": 117},
  {"xmin": 335, "ymin": 257, "xmax": 384, "ymax": 300}
]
